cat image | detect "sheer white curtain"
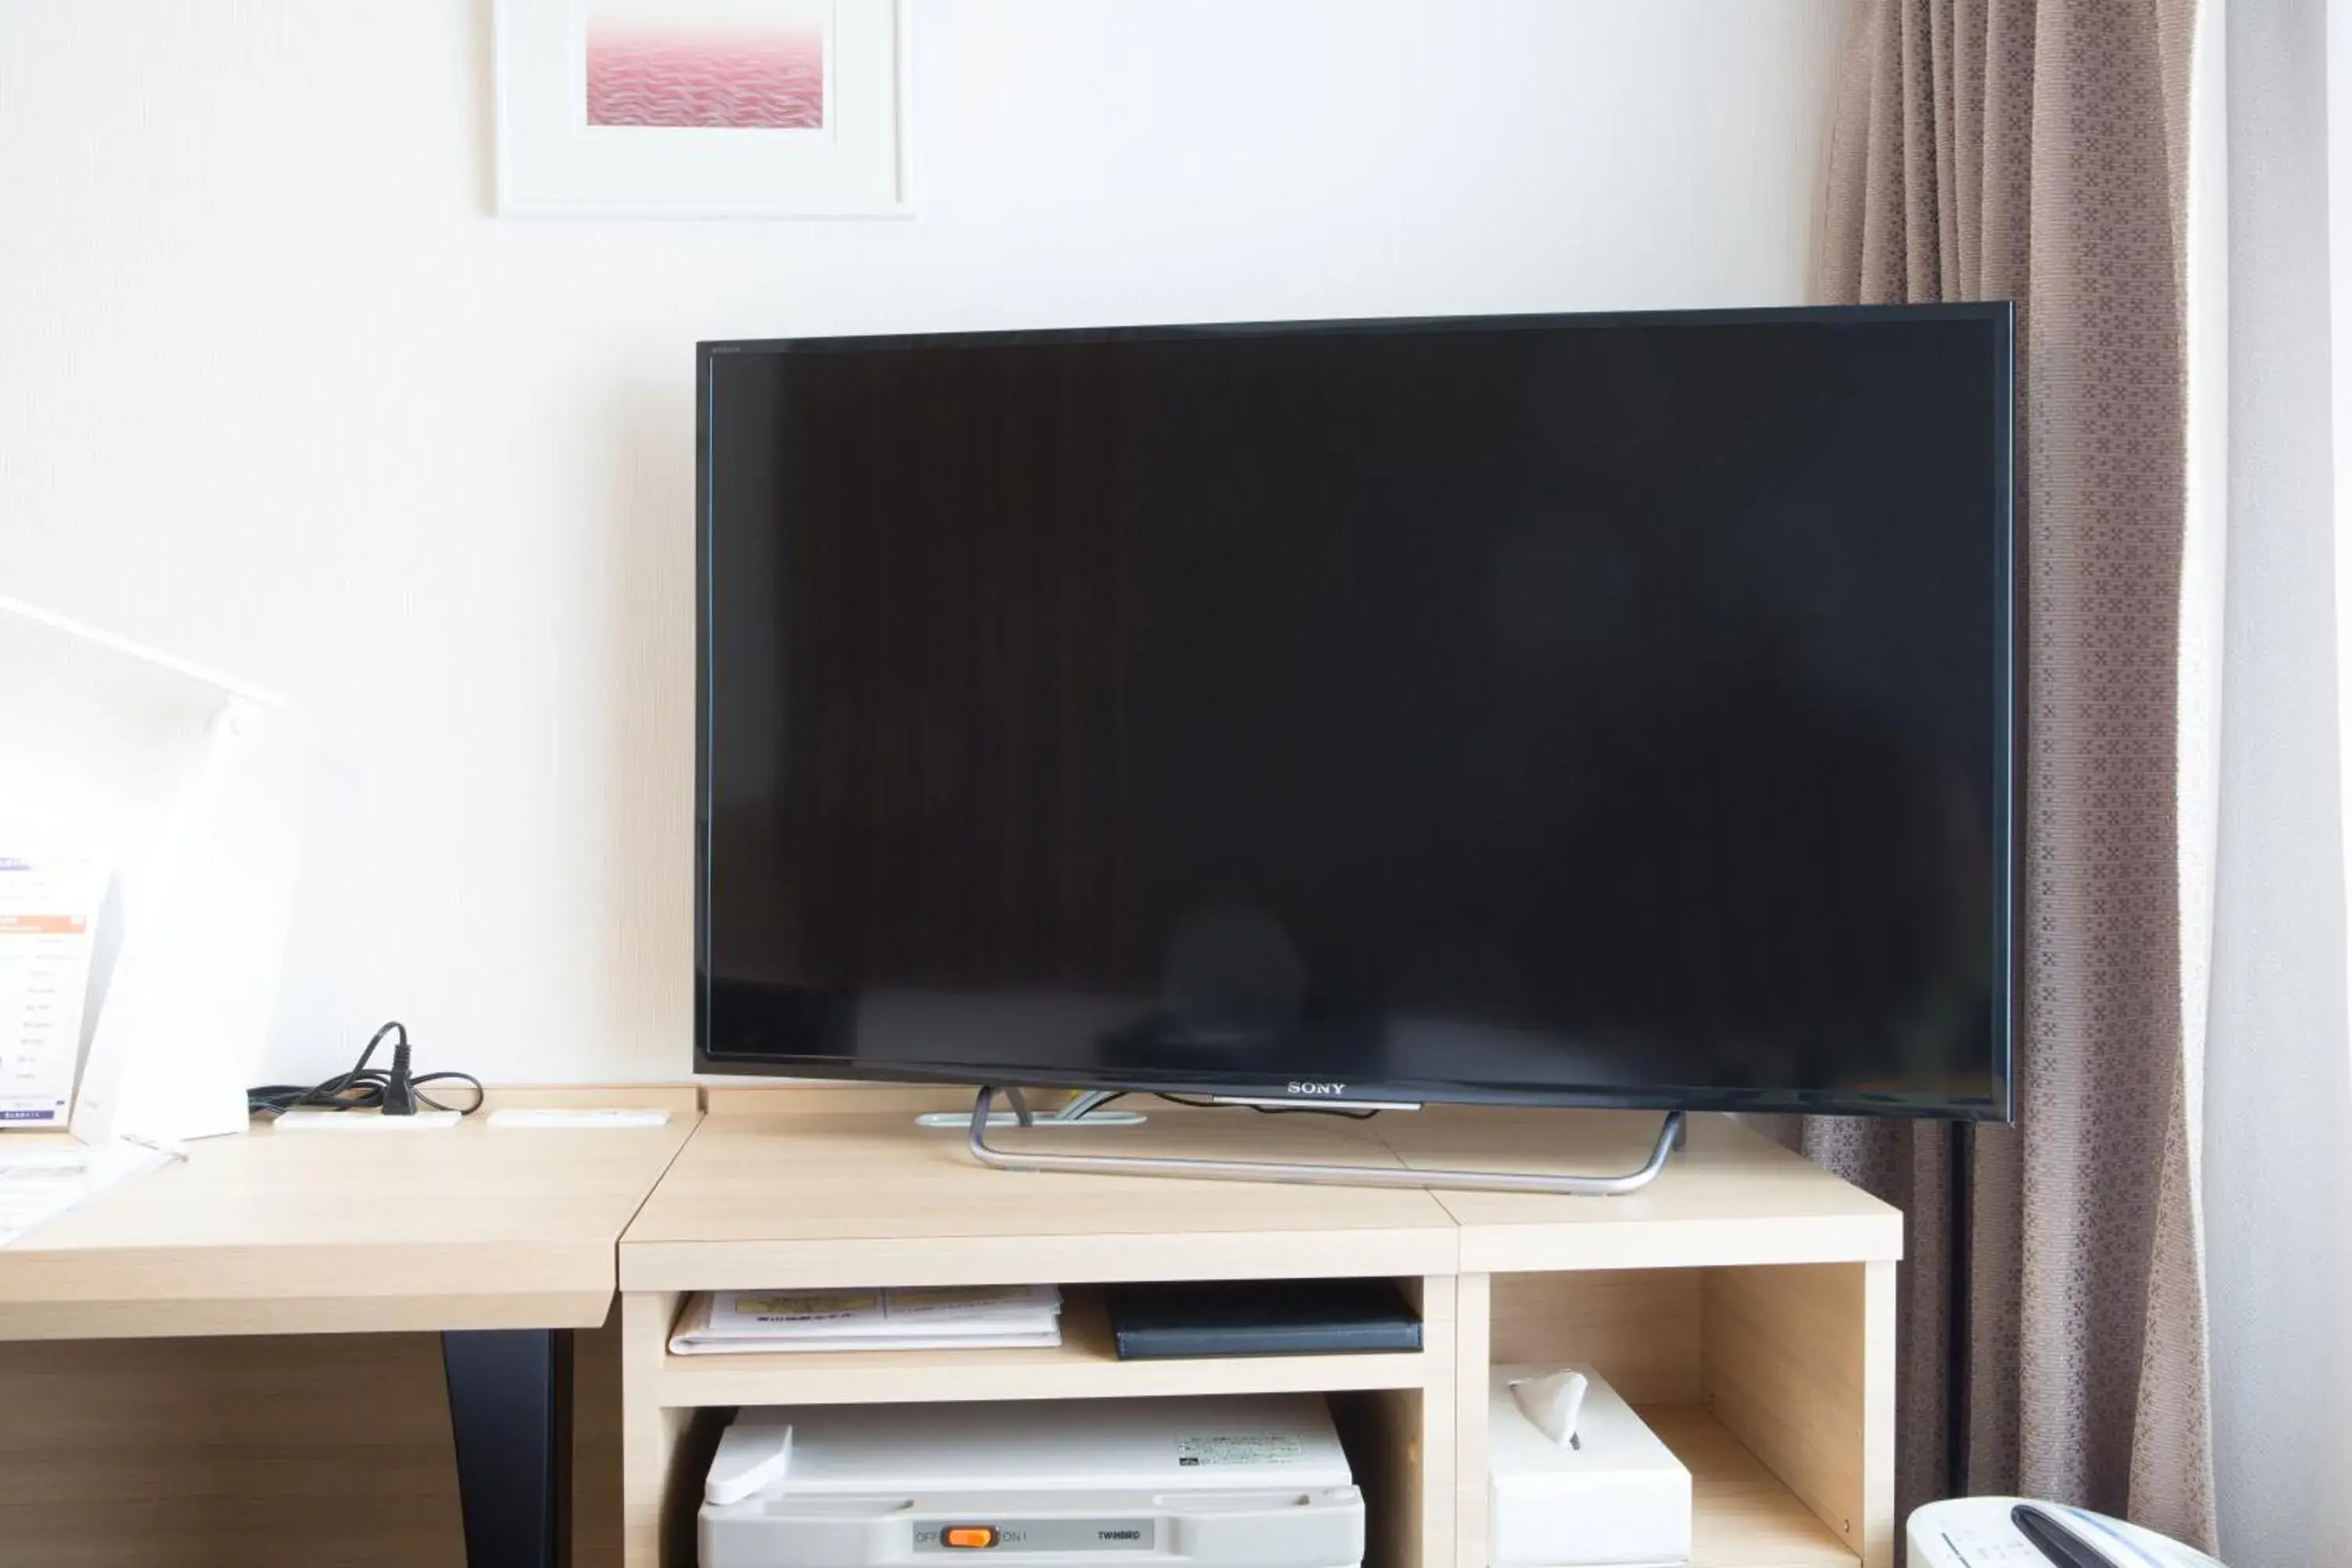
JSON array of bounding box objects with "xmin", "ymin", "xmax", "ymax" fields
[{"xmin": 2196, "ymin": 3, "xmax": 2352, "ymax": 1565}]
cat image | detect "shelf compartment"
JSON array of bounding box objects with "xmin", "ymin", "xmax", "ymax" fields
[
  {"xmin": 650, "ymin": 1287, "xmax": 1432, "ymax": 1408},
  {"xmin": 1642, "ymin": 1406, "xmax": 1858, "ymax": 1568}
]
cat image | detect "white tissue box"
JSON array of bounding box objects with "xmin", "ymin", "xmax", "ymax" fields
[{"xmin": 1490, "ymin": 1363, "xmax": 1692, "ymax": 1567}]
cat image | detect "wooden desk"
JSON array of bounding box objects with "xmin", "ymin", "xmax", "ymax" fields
[
  {"xmin": 0, "ymin": 1091, "xmax": 699, "ymax": 1568},
  {"xmin": 0, "ymin": 1106, "xmax": 696, "ymax": 1340},
  {"xmin": 622, "ymin": 1106, "xmax": 1460, "ymax": 1291},
  {"xmin": 1385, "ymin": 1112, "xmax": 1900, "ymax": 1568},
  {"xmin": 616, "ymin": 1101, "xmax": 1903, "ymax": 1568},
  {"xmin": 1377, "ymin": 1108, "xmax": 1902, "ymax": 1271},
  {"xmin": 1, "ymin": 1093, "xmax": 1901, "ymax": 1568}
]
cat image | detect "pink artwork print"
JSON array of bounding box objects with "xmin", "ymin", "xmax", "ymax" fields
[{"xmin": 586, "ymin": 0, "xmax": 826, "ymax": 130}]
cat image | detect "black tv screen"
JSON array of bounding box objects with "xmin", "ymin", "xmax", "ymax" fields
[{"xmin": 698, "ymin": 305, "xmax": 2015, "ymax": 1120}]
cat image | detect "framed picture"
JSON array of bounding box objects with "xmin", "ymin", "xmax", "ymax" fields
[{"xmin": 495, "ymin": 0, "xmax": 911, "ymax": 218}]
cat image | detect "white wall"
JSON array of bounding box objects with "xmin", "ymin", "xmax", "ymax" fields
[{"xmin": 0, "ymin": 0, "xmax": 1850, "ymax": 1083}]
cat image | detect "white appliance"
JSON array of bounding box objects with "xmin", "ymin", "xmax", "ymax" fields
[
  {"xmin": 0, "ymin": 597, "xmax": 305, "ymax": 1144},
  {"xmin": 699, "ymin": 1394, "xmax": 1364, "ymax": 1568},
  {"xmin": 1909, "ymin": 1497, "xmax": 2227, "ymax": 1566}
]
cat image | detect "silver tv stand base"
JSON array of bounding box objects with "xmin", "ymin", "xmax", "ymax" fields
[
  {"xmin": 914, "ymin": 1089, "xmax": 1148, "ymax": 1130},
  {"xmin": 961, "ymin": 1084, "xmax": 1686, "ymax": 1197}
]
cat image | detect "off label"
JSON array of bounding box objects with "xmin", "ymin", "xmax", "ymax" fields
[{"xmin": 1174, "ymin": 1434, "xmax": 1305, "ymax": 1468}]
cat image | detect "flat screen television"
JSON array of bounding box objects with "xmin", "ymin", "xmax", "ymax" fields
[{"xmin": 698, "ymin": 304, "xmax": 2015, "ymax": 1121}]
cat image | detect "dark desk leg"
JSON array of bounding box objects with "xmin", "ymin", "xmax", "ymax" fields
[{"xmin": 441, "ymin": 1327, "xmax": 574, "ymax": 1568}]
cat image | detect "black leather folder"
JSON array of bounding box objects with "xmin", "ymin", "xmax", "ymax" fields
[{"xmin": 1103, "ymin": 1278, "xmax": 1424, "ymax": 1359}]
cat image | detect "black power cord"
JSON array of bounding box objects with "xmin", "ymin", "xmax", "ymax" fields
[
  {"xmin": 1154, "ymin": 1092, "xmax": 1385, "ymax": 1121},
  {"xmin": 248, "ymin": 1022, "xmax": 485, "ymax": 1119}
]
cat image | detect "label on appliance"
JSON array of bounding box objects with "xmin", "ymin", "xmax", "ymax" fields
[
  {"xmin": 0, "ymin": 858, "xmax": 107, "ymax": 1131},
  {"xmin": 916, "ymin": 1521, "xmax": 1155, "ymax": 1552},
  {"xmin": 1174, "ymin": 1434, "xmax": 1306, "ymax": 1468}
]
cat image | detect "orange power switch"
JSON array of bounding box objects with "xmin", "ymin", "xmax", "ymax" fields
[{"xmin": 942, "ymin": 1527, "xmax": 999, "ymax": 1549}]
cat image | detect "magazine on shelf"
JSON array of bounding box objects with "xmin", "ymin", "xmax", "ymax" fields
[{"xmin": 669, "ymin": 1283, "xmax": 1064, "ymax": 1356}]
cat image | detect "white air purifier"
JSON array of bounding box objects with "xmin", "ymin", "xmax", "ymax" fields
[{"xmin": 0, "ymin": 597, "xmax": 304, "ymax": 1143}]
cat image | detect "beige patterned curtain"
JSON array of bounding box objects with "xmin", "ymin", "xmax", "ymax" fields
[{"xmin": 1800, "ymin": 0, "xmax": 2216, "ymax": 1548}]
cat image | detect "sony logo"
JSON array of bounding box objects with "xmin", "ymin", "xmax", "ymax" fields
[{"xmin": 1287, "ymin": 1081, "xmax": 1346, "ymax": 1096}]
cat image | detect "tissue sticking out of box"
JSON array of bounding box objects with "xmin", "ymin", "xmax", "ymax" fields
[{"xmin": 1509, "ymin": 1367, "xmax": 1590, "ymax": 1447}]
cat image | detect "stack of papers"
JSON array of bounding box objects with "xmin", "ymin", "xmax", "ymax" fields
[
  {"xmin": 0, "ymin": 1138, "xmax": 176, "ymax": 1247},
  {"xmin": 669, "ymin": 1284, "xmax": 1063, "ymax": 1356}
]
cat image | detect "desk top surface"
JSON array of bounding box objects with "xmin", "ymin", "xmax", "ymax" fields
[
  {"xmin": 0, "ymin": 1091, "xmax": 698, "ymax": 1340},
  {"xmin": 618, "ymin": 1102, "xmax": 1901, "ymax": 1291},
  {"xmin": 0, "ymin": 1092, "xmax": 1904, "ymax": 1334},
  {"xmin": 1379, "ymin": 1108, "xmax": 1907, "ymax": 1270}
]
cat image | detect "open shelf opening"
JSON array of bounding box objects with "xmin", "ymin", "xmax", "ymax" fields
[
  {"xmin": 653, "ymin": 1281, "xmax": 1433, "ymax": 1410},
  {"xmin": 1330, "ymin": 1387, "xmax": 1432, "ymax": 1568},
  {"xmin": 1484, "ymin": 1264, "xmax": 1872, "ymax": 1568}
]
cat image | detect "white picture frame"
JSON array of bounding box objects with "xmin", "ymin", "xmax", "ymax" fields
[{"xmin": 494, "ymin": 0, "xmax": 912, "ymax": 219}]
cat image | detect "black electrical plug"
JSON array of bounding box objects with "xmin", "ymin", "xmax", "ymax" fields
[
  {"xmin": 379, "ymin": 1024, "xmax": 420, "ymax": 1116},
  {"xmin": 248, "ymin": 1021, "xmax": 484, "ymax": 1120}
]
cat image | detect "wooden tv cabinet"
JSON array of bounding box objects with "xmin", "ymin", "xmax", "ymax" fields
[{"xmin": 615, "ymin": 1092, "xmax": 1900, "ymax": 1568}]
